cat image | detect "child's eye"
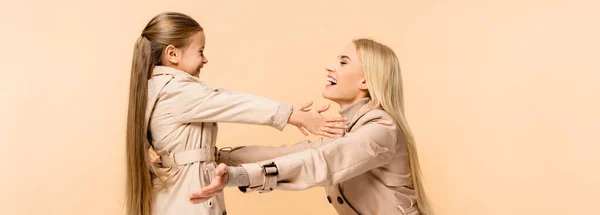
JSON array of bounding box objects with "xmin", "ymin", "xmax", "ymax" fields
[{"xmin": 340, "ymin": 61, "xmax": 347, "ymax": 65}]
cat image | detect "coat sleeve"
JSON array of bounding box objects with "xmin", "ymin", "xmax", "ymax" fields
[
  {"xmin": 165, "ymin": 78, "xmax": 292, "ymax": 130},
  {"xmin": 217, "ymin": 138, "xmax": 334, "ymax": 166},
  {"xmin": 237, "ymin": 118, "xmax": 400, "ymax": 191}
]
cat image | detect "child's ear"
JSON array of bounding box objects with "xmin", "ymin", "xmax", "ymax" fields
[{"xmin": 164, "ymin": 45, "xmax": 180, "ymax": 64}]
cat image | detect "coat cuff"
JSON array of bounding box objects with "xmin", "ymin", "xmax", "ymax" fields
[
  {"xmin": 226, "ymin": 166, "xmax": 250, "ymax": 187},
  {"xmin": 240, "ymin": 163, "xmax": 265, "ymax": 188},
  {"xmin": 272, "ymin": 103, "xmax": 292, "ymax": 131}
]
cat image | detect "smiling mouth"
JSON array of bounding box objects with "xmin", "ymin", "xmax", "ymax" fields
[{"xmin": 326, "ymin": 77, "xmax": 337, "ymax": 86}]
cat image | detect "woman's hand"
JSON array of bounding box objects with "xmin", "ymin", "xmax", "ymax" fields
[
  {"xmin": 148, "ymin": 147, "xmax": 161, "ymax": 165},
  {"xmin": 189, "ymin": 163, "xmax": 229, "ymax": 204},
  {"xmin": 288, "ymin": 101, "xmax": 347, "ymax": 138}
]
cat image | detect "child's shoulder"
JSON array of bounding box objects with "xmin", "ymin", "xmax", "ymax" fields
[{"xmin": 157, "ymin": 75, "xmax": 213, "ymax": 94}]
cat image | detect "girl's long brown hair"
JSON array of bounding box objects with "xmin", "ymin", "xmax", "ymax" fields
[{"xmin": 126, "ymin": 12, "xmax": 202, "ymax": 215}]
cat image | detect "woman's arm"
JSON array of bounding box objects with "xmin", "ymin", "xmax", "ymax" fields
[
  {"xmin": 189, "ymin": 115, "xmax": 400, "ymax": 203},
  {"xmin": 217, "ymin": 138, "xmax": 334, "ymax": 166},
  {"xmin": 239, "ymin": 119, "xmax": 398, "ymax": 191}
]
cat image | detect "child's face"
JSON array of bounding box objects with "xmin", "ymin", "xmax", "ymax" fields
[{"xmin": 176, "ymin": 31, "xmax": 208, "ymax": 77}]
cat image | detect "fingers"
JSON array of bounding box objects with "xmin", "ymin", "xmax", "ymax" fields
[
  {"xmin": 326, "ymin": 116, "xmax": 347, "ymax": 123},
  {"xmin": 318, "ymin": 131, "xmax": 335, "ymax": 138},
  {"xmin": 317, "ymin": 104, "xmax": 330, "ymax": 113},
  {"xmin": 321, "ymin": 127, "xmax": 345, "ymax": 136},
  {"xmin": 190, "ymin": 172, "xmax": 228, "ymax": 200},
  {"xmin": 190, "ymin": 197, "xmax": 210, "ymax": 204},
  {"xmin": 296, "ymin": 101, "xmax": 313, "ymax": 111},
  {"xmin": 189, "ymin": 191, "xmax": 223, "ymax": 204},
  {"xmin": 190, "ymin": 183, "xmax": 223, "ymax": 199},
  {"xmin": 190, "ymin": 191, "xmax": 212, "ymax": 200},
  {"xmin": 215, "ymin": 163, "xmax": 228, "ymax": 176},
  {"xmin": 189, "ymin": 164, "xmax": 229, "ymax": 205},
  {"xmin": 324, "ymin": 122, "xmax": 347, "ymax": 137},
  {"xmin": 325, "ymin": 122, "xmax": 348, "ymax": 129},
  {"xmin": 296, "ymin": 125, "xmax": 309, "ymax": 136},
  {"xmin": 148, "ymin": 147, "xmax": 161, "ymax": 164}
]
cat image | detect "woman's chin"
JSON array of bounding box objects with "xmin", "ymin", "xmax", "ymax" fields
[
  {"xmin": 321, "ymin": 92, "xmax": 338, "ymax": 103},
  {"xmin": 321, "ymin": 91, "xmax": 330, "ymax": 100}
]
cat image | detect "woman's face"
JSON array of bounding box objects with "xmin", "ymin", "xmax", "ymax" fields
[{"xmin": 322, "ymin": 43, "xmax": 369, "ymax": 106}]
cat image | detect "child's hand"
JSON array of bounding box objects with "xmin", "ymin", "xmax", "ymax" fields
[{"xmin": 289, "ymin": 101, "xmax": 347, "ymax": 138}]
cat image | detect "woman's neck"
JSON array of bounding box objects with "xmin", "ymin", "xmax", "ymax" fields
[{"xmin": 336, "ymin": 96, "xmax": 369, "ymax": 109}]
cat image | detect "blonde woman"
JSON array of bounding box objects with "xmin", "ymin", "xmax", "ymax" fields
[
  {"xmin": 126, "ymin": 12, "xmax": 346, "ymax": 215},
  {"xmin": 191, "ymin": 38, "xmax": 434, "ymax": 215}
]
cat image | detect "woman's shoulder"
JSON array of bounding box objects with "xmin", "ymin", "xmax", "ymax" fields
[
  {"xmin": 348, "ymin": 108, "xmax": 402, "ymax": 147},
  {"xmin": 351, "ymin": 108, "xmax": 400, "ymax": 135},
  {"xmin": 359, "ymin": 108, "xmax": 395, "ymax": 125}
]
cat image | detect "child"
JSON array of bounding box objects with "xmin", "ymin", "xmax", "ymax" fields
[{"xmin": 125, "ymin": 12, "xmax": 346, "ymax": 215}]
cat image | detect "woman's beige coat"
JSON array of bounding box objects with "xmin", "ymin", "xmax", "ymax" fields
[{"xmin": 221, "ymin": 98, "xmax": 419, "ymax": 215}]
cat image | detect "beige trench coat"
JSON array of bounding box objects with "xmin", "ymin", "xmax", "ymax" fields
[
  {"xmin": 221, "ymin": 98, "xmax": 419, "ymax": 215},
  {"xmin": 146, "ymin": 66, "xmax": 292, "ymax": 215}
]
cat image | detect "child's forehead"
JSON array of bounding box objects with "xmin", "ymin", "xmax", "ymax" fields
[{"xmin": 188, "ymin": 31, "xmax": 206, "ymax": 48}]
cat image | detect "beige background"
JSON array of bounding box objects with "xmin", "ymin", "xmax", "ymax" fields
[{"xmin": 1, "ymin": 0, "xmax": 599, "ymax": 214}]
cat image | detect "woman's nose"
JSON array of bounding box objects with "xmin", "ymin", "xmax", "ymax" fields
[{"xmin": 325, "ymin": 62, "xmax": 336, "ymax": 72}]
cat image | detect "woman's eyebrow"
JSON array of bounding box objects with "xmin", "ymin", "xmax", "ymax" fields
[{"xmin": 338, "ymin": 55, "xmax": 352, "ymax": 61}]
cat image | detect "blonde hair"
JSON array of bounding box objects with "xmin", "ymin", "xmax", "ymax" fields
[
  {"xmin": 353, "ymin": 38, "xmax": 434, "ymax": 215},
  {"xmin": 126, "ymin": 12, "xmax": 202, "ymax": 215}
]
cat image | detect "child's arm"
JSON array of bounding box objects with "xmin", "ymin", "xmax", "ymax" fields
[
  {"xmin": 167, "ymin": 78, "xmax": 292, "ymax": 130},
  {"xmin": 164, "ymin": 77, "xmax": 346, "ymax": 137}
]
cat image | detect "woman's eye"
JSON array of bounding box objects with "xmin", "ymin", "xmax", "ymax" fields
[{"xmin": 340, "ymin": 61, "xmax": 347, "ymax": 65}]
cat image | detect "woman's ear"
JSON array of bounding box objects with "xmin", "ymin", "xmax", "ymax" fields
[
  {"xmin": 164, "ymin": 45, "xmax": 180, "ymax": 64},
  {"xmin": 359, "ymin": 79, "xmax": 368, "ymax": 91}
]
